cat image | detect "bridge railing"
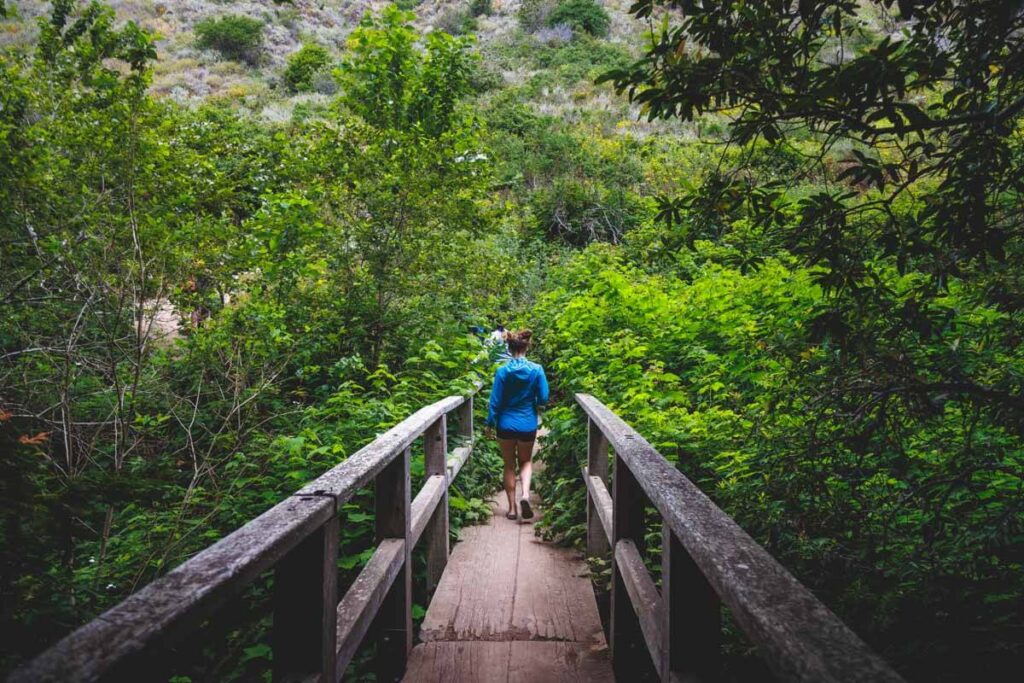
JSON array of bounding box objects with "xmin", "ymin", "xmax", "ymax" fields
[
  {"xmin": 577, "ymin": 393, "xmax": 904, "ymax": 683},
  {"xmin": 13, "ymin": 386, "xmax": 480, "ymax": 683}
]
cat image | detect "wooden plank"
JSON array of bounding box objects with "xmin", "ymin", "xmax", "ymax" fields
[
  {"xmin": 611, "ymin": 451, "xmax": 655, "ymax": 680},
  {"xmin": 419, "ymin": 498, "xmax": 519, "ymax": 641},
  {"xmin": 297, "ymin": 396, "xmax": 465, "ymax": 504},
  {"xmin": 410, "ymin": 475, "xmax": 446, "ymax": 547},
  {"xmin": 587, "ymin": 417, "xmax": 611, "ymax": 556},
  {"xmin": 373, "ymin": 446, "xmax": 412, "ymax": 682},
  {"xmin": 403, "ymin": 641, "xmax": 614, "ymax": 683},
  {"xmin": 510, "ymin": 513, "xmax": 605, "ymax": 646},
  {"xmin": 582, "ymin": 467, "xmax": 613, "ymax": 546},
  {"xmin": 455, "ymin": 394, "xmax": 474, "ymax": 438},
  {"xmin": 508, "ymin": 642, "xmax": 615, "ymax": 683},
  {"xmin": 576, "ymin": 393, "xmax": 904, "ymax": 683},
  {"xmin": 615, "ymin": 539, "xmax": 664, "ymax": 677},
  {"xmin": 661, "ymin": 525, "xmax": 719, "ymax": 682},
  {"xmin": 403, "ymin": 641, "xmax": 511, "ymax": 682},
  {"xmin": 11, "ymin": 494, "xmax": 334, "ymax": 683},
  {"xmin": 446, "ymin": 441, "xmax": 473, "ymax": 482},
  {"xmin": 423, "ymin": 417, "xmax": 449, "ymax": 597},
  {"xmin": 335, "ymin": 539, "xmax": 405, "ymax": 675},
  {"xmin": 272, "ymin": 515, "xmax": 339, "ymax": 683}
]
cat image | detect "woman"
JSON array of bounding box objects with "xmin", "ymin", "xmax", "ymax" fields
[{"xmin": 485, "ymin": 330, "xmax": 549, "ymax": 520}]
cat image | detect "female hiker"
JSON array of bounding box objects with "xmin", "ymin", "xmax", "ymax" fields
[{"xmin": 485, "ymin": 330, "xmax": 549, "ymax": 520}]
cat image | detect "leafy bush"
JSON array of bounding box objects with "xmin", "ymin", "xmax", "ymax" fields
[
  {"xmin": 470, "ymin": 0, "xmax": 492, "ymax": 17},
  {"xmin": 283, "ymin": 43, "xmax": 332, "ymax": 93},
  {"xmin": 194, "ymin": 15, "xmax": 264, "ymax": 65},
  {"xmin": 547, "ymin": 0, "xmax": 610, "ymax": 37},
  {"xmin": 517, "ymin": 0, "xmax": 557, "ymax": 32},
  {"xmin": 436, "ymin": 6, "xmax": 477, "ymax": 36}
]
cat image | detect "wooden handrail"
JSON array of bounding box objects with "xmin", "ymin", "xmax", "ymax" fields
[
  {"xmin": 577, "ymin": 393, "xmax": 904, "ymax": 683},
  {"xmin": 12, "ymin": 386, "xmax": 480, "ymax": 683}
]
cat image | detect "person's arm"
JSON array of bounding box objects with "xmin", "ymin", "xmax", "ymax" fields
[
  {"xmin": 536, "ymin": 366, "xmax": 550, "ymax": 407},
  {"xmin": 486, "ymin": 368, "xmax": 504, "ymax": 428}
]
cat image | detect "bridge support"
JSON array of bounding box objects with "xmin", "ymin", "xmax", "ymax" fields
[
  {"xmin": 587, "ymin": 418, "xmax": 610, "ymax": 557},
  {"xmin": 423, "ymin": 415, "xmax": 449, "ymax": 597},
  {"xmin": 374, "ymin": 446, "xmax": 412, "ymax": 682}
]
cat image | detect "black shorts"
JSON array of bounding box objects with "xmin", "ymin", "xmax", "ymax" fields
[{"xmin": 496, "ymin": 428, "xmax": 537, "ymax": 441}]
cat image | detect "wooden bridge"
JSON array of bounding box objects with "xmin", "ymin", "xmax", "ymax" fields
[{"xmin": 12, "ymin": 388, "xmax": 903, "ymax": 683}]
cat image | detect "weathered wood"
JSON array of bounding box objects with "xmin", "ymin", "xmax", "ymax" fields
[
  {"xmin": 582, "ymin": 467, "xmax": 613, "ymax": 546},
  {"xmin": 446, "ymin": 440, "xmax": 474, "ymax": 482},
  {"xmin": 10, "ymin": 494, "xmax": 334, "ymax": 683},
  {"xmin": 611, "ymin": 452, "xmax": 656, "ymax": 680},
  {"xmin": 335, "ymin": 539, "xmax": 405, "ymax": 676},
  {"xmin": 410, "ymin": 475, "xmax": 447, "ymax": 547},
  {"xmin": 661, "ymin": 525, "xmax": 719, "ymax": 682},
  {"xmin": 587, "ymin": 417, "xmax": 611, "ymax": 556},
  {"xmin": 576, "ymin": 393, "xmax": 903, "ymax": 683},
  {"xmin": 423, "ymin": 417, "xmax": 449, "ymax": 597},
  {"xmin": 455, "ymin": 394, "xmax": 474, "ymax": 439},
  {"xmin": 373, "ymin": 446, "xmax": 412, "ymax": 682},
  {"xmin": 420, "ymin": 491, "xmax": 605, "ymax": 647},
  {"xmin": 404, "ymin": 641, "xmax": 615, "ymax": 683},
  {"xmin": 272, "ymin": 514, "xmax": 339, "ymax": 683},
  {"xmin": 615, "ymin": 539, "xmax": 664, "ymax": 677},
  {"xmin": 297, "ymin": 395, "xmax": 466, "ymax": 504}
]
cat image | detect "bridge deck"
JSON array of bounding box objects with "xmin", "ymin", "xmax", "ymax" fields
[{"xmin": 404, "ymin": 461, "xmax": 613, "ymax": 682}]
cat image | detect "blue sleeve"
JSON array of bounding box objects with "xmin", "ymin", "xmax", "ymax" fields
[
  {"xmin": 486, "ymin": 367, "xmax": 504, "ymax": 427},
  {"xmin": 535, "ymin": 366, "xmax": 549, "ymax": 406}
]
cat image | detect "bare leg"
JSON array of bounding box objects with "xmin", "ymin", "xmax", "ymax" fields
[
  {"xmin": 499, "ymin": 438, "xmax": 518, "ymax": 517},
  {"xmin": 517, "ymin": 440, "xmax": 535, "ymax": 503}
]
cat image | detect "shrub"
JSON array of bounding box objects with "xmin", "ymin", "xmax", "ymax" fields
[
  {"xmin": 436, "ymin": 6, "xmax": 477, "ymax": 36},
  {"xmin": 547, "ymin": 0, "xmax": 610, "ymax": 37},
  {"xmin": 470, "ymin": 0, "xmax": 493, "ymax": 16},
  {"xmin": 194, "ymin": 15, "xmax": 264, "ymax": 65},
  {"xmin": 518, "ymin": 0, "xmax": 557, "ymax": 32},
  {"xmin": 283, "ymin": 43, "xmax": 332, "ymax": 93}
]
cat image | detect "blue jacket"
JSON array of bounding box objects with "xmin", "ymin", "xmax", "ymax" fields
[{"xmin": 486, "ymin": 358, "xmax": 549, "ymax": 432}]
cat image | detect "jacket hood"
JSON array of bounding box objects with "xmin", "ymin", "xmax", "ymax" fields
[{"xmin": 505, "ymin": 358, "xmax": 537, "ymax": 381}]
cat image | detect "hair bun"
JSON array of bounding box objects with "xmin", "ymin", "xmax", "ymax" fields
[{"xmin": 520, "ymin": 330, "xmax": 533, "ymax": 341}]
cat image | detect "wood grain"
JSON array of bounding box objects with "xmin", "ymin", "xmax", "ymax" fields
[{"xmin": 577, "ymin": 393, "xmax": 903, "ymax": 683}]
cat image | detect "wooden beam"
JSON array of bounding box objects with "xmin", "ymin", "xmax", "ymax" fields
[
  {"xmin": 661, "ymin": 525, "xmax": 719, "ymax": 682},
  {"xmin": 373, "ymin": 446, "xmax": 412, "ymax": 682},
  {"xmin": 456, "ymin": 394, "xmax": 474, "ymax": 438},
  {"xmin": 615, "ymin": 539, "xmax": 665, "ymax": 678},
  {"xmin": 273, "ymin": 515, "xmax": 339, "ymax": 683},
  {"xmin": 611, "ymin": 452, "xmax": 657, "ymax": 681},
  {"xmin": 10, "ymin": 494, "xmax": 334, "ymax": 683},
  {"xmin": 587, "ymin": 417, "xmax": 611, "ymax": 556},
  {"xmin": 297, "ymin": 396, "xmax": 466, "ymax": 505},
  {"xmin": 582, "ymin": 467, "xmax": 613, "ymax": 546},
  {"xmin": 334, "ymin": 539, "xmax": 405, "ymax": 676},
  {"xmin": 576, "ymin": 394, "xmax": 903, "ymax": 683},
  {"xmin": 446, "ymin": 440, "xmax": 474, "ymax": 483},
  {"xmin": 423, "ymin": 417, "xmax": 449, "ymax": 597},
  {"xmin": 410, "ymin": 475, "xmax": 447, "ymax": 547}
]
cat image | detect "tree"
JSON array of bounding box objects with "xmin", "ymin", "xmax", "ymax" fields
[
  {"xmin": 283, "ymin": 42, "xmax": 331, "ymax": 92},
  {"xmin": 194, "ymin": 15, "xmax": 264, "ymax": 65}
]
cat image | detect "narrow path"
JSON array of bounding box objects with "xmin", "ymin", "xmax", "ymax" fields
[{"xmin": 403, "ymin": 443, "xmax": 613, "ymax": 682}]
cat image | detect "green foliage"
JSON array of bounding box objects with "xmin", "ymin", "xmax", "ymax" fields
[
  {"xmin": 517, "ymin": 0, "xmax": 556, "ymax": 32},
  {"xmin": 194, "ymin": 15, "xmax": 264, "ymax": 65},
  {"xmin": 283, "ymin": 42, "xmax": 331, "ymax": 92},
  {"xmin": 469, "ymin": 0, "xmax": 493, "ymax": 17},
  {"xmin": 547, "ymin": 0, "xmax": 610, "ymax": 37}
]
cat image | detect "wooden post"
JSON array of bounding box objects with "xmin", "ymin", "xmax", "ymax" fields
[
  {"xmin": 611, "ymin": 452, "xmax": 656, "ymax": 680},
  {"xmin": 272, "ymin": 509, "xmax": 338, "ymax": 683},
  {"xmin": 587, "ymin": 417, "xmax": 610, "ymax": 556},
  {"xmin": 661, "ymin": 526, "xmax": 720, "ymax": 681},
  {"xmin": 373, "ymin": 447, "xmax": 412, "ymax": 682},
  {"xmin": 456, "ymin": 395, "xmax": 473, "ymax": 439},
  {"xmin": 423, "ymin": 416, "xmax": 449, "ymax": 596}
]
